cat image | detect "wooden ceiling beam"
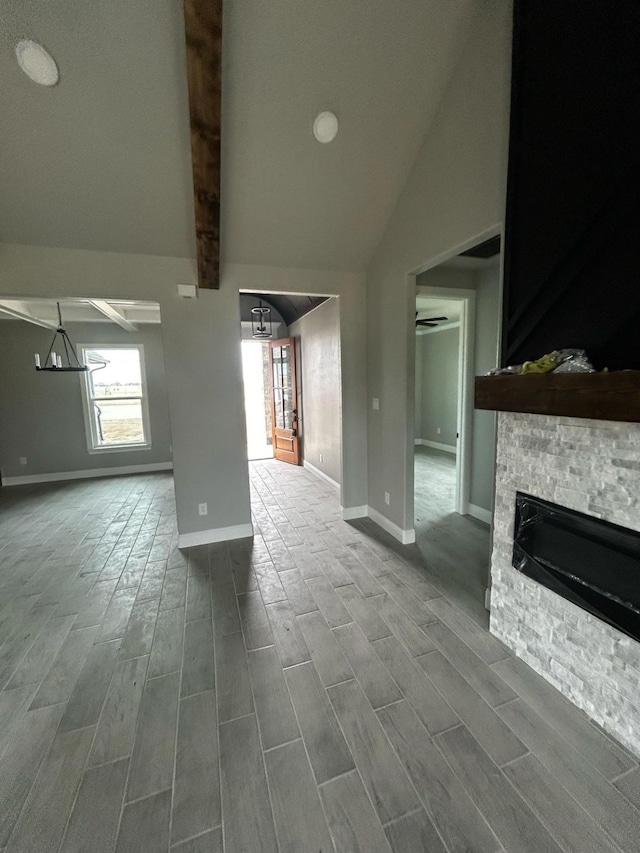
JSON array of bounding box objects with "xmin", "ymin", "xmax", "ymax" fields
[
  {"xmin": 0, "ymin": 302, "xmax": 57, "ymax": 330},
  {"xmin": 89, "ymin": 300, "xmax": 137, "ymax": 332},
  {"xmin": 183, "ymin": 0, "xmax": 223, "ymax": 290}
]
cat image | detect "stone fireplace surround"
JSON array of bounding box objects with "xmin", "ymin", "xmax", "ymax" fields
[{"xmin": 489, "ymin": 411, "xmax": 640, "ymax": 757}]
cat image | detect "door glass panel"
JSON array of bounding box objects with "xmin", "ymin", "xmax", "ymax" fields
[{"xmin": 274, "ymin": 388, "xmax": 285, "ymax": 429}]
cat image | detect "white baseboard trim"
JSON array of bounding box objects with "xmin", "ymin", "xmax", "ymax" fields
[
  {"xmin": 2, "ymin": 461, "xmax": 173, "ymax": 487},
  {"xmin": 469, "ymin": 503, "xmax": 493, "ymax": 525},
  {"xmin": 177, "ymin": 522, "xmax": 254, "ymax": 549},
  {"xmin": 340, "ymin": 504, "xmax": 368, "ymax": 521},
  {"xmin": 367, "ymin": 506, "xmax": 416, "ymax": 545},
  {"xmin": 303, "ymin": 460, "xmax": 340, "ymax": 492},
  {"xmin": 414, "ymin": 439, "xmax": 456, "ymax": 455}
]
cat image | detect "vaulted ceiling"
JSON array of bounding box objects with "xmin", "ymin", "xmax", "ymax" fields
[{"xmin": 0, "ymin": 0, "xmax": 477, "ymax": 272}]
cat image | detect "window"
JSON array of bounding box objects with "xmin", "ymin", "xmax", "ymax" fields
[{"xmin": 79, "ymin": 344, "xmax": 151, "ymax": 452}]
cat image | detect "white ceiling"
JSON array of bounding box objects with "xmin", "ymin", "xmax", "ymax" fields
[
  {"xmin": 0, "ymin": 298, "xmax": 160, "ymax": 329},
  {"xmin": 415, "ymin": 296, "xmax": 462, "ymax": 334},
  {"xmin": 0, "ymin": 0, "xmax": 477, "ymax": 272}
]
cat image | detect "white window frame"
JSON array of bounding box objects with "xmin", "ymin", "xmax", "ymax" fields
[{"xmin": 78, "ymin": 343, "xmax": 152, "ymax": 454}]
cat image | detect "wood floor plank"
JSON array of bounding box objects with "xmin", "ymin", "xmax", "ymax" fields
[
  {"xmin": 314, "ymin": 549, "xmax": 353, "ymax": 587},
  {"xmin": 237, "ymin": 590, "xmax": 274, "ymax": 650},
  {"xmin": 278, "ymin": 568, "xmax": 319, "ymax": 616},
  {"xmin": 119, "ymin": 596, "xmax": 159, "ymax": 660},
  {"xmin": 376, "ymin": 572, "xmax": 436, "ymax": 626},
  {"xmin": 265, "ymin": 739, "xmax": 335, "ymax": 853},
  {"xmin": 181, "ymin": 618, "xmax": 215, "ymax": 698},
  {"xmin": 337, "ymin": 550, "xmax": 385, "ymax": 597},
  {"xmin": 336, "ymin": 584, "xmax": 392, "ymax": 641},
  {"xmin": 210, "ymin": 569, "xmax": 241, "ymax": 636},
  {"xmin": 327, "ymin": 678, "xmax": 421, "ymax": 824},
  {"xmin": 171, "ymin": 827, "xmax": 223, "ymax": 852},
  {"xmin": 496, "ymin": 698, "xmax": 640, "ymax": 852},
  {"xmin": 160, "ymin": 568, "xmax": 187, "ymax": 611},
  {"xmin": 96, "ymin": 587, "xmax": 138, "ymax": 642},
  {"xmin": 147, "ymin": 606, "xmax": 184, "ymax": 678},
  {"xmin": 372, "ymin": 636, "xmax": 458, "ymax": 735},
  {"xmin": 115, "ymin": 789, "xmax": 171, "ymax": 853},
  {"xmin": 186, "ymin": 569, "xmax": 212, "ymax": 622},
  {"xmin": 7, "ymin": 724, "xmax": 95, "ymax": 853},
  {"xmin": 28, "ymin": 625, "xmax": 98, "ymax": 711},
  {"xmin": 503, "ymin": 752, "xmax": 621, "ymax": 853},
  {"xmin": 424, "ymin": 621, "xmax": 516, "ymax": 707},
  {"xmin": 73, "ymin": 579, "xmax": 117, "ymax": 629},
  {"xmin": 306, "ymin": 575, "xmax": 353, "ymax": 627},
  {"xmin": 377, "ymin": 699, "xmax": 502, "ymax": 853},
  {"xmin": 59, "ymin": 638, "xmax": 121, "ymax": 733},
  {"xmin": 247, "ymin": 645, "xmax": 299, "ymax": 750},
  {"xmin": 253, "ymin": 561, "xmax": 287, "ymax": 604},
  {"xmin": 215, "ymin": 632, "xmax": 254, "ymax": 723},
  {"xmin": 88, "ymin": 654, "xmax": 149, "ymax": 766},
  {"xmin": 296, "ymin": 610, "xmax": 352, "ymax": 685},
  {"xmin": 426, "ymin": 596, "xmax": 509, "ymax": 664},
  {"xmin": 284, "ymin": 661, "xmax": 354, "ymax": 784},
  {"xmin": 0, "ymin": 685, "xmax": 38, "ymax": 758},
  {"xmin": 319, "ymin": 770, "xmax": 392, "ymax": 853},
  {"xmin": 0, "ymin": 603, "xmax": 57, "ymax": 689},
  {"xmin": 59, "ymin": 758, "xmax": 128, "ymax": 853},
  {"xmin": 614, "ymin": 767, "xmax": 640, "ymax": 809},
  {"xmin": 172, "ymin": 690, "xmax": 221, "ymax": 846},
  {"xmin": 265, "ymin": 599, "xmax": 310, "ymax": 667},
  {"xmin": 418, "ymin": 650, "xmax": 527, "ymax": 765},
  {"xmin": 384, "ymin": 810, "xmax": 448, "ymax": 853},
  {"xmin": 333, "ymin": 622, "xmax": 403, "ymax": 709},
  {"xmin": 0, "ymin": 703, "xmax": 65, "ymax": 847},
  {"xmin": 435, "ymin": 724, "xmax": 563, "ymax": 853},
  {"xmin": 219, "ymin": 714, "xmax": 278, "ymax": 853},
  {"xmin": 492, "ymin": 655, "xmax": 636, "ymax": 779},
  {"xmin": 126, "ymin": 671, "xmax": 180, "ymax": 801},
  {"xmin": 369, "ymin": 593, "xmax": 435, "ymax": 656}
]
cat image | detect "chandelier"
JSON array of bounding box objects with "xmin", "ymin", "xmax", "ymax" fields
[
  {"xmin": 34, "ymin": 302, "xmax": 88, "ymax": 372},
  {"xmin": 251, "ymin": 300, "xmax": 273, "ymax": 339}
]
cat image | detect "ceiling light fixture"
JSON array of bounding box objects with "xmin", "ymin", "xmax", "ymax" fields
[
  {"xmin": 15, "ymin": 39, "xmax": 59, "ymax": 87},
  {"xmin": 251, "ymin": 301, "xmax": 273, "ymax": 339},
  {"xmin": 313, "ymin": 111, "xmax": 338, "ymax": 144},
  {"xmin": 35, "ymin": 303, "xmax": 88, "ymax": 372}
]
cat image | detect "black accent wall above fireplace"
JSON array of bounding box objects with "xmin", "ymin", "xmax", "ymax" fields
[
  {"xmin": 502, "ymin": 1, "xmax": 640, "ymax": 371},
  {"xmin": 513, "ymin": 493, "xmax": 640, "ymax": 644}
]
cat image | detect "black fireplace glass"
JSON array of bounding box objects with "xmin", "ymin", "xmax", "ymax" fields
[{"xmin": 513, "ymin": 493, "xmax": 640, "ymax": 643}]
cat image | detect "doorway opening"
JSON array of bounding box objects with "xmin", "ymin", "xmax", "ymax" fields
[
  {"xmin": 241, "ymin": 340, "xmax": 274, "ymax": 461},
  {"xmin": 414, "ymin": 296, "xmax": 464, "ymax": 518},
  {"xmin": 409, "ymin": 233, "xmax": 502, "ymax": 615}
]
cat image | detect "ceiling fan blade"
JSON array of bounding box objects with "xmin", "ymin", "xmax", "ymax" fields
[
  {"xmin": 416, "ymin": 319, "xmax": 438, "ymax": 327},
  {"xmin": 421, "ymin": 316, "xmax": 448, "ymax": 322}
]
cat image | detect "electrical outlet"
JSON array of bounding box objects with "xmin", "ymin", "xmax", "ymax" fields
[
  {"xmin": 319, "ymin": 453, "xmax": 324, "ymax": 463},
  {"xmin": 384, "ymin": 492, "xmax": 390, "ymax": 505},
  {"xmin": 437, "ymin": 427, "xmax": 441, "ymax": 435},
  {"xmin": 19, "ymin": 457, "xmax": 27, "ymax": 466},
  {"xmin": 198, "ymin": 503, "xmax": 208, "ymax": 516},
  {"xmin": 372, "ymin": 397, "xmax": 380, "ymax": 411}
]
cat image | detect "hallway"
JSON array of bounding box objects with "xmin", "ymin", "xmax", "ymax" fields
[{"xmin": 0, "ymin": 462, "xmax": 639, "ymax": 852}]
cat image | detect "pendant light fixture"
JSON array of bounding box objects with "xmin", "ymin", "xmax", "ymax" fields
[
  {"xmin": 251, "ymin": 300, "xmax": 273, "ymax": 339},
  {"xmin": 35, "ymin": 302, "xmax": 88, "ymax": 372}
]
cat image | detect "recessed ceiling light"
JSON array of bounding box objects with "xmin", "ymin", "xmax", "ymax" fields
[
  {"xmin": 15, "ymin": 39, "xmax": 59, "ymax": 87},
  {"xmin": 313, "ymin": 111, "xmax": 338, "ymax": 144}
]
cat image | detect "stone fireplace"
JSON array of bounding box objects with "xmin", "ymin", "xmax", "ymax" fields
[{"xmin": 489, "ymin": 411, "xmax": 640, "ymax": 757}]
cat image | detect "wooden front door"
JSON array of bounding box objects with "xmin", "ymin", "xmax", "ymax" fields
[{"xmin": 269, "ymin": 338, "xmax": 300, "ymax": 465}]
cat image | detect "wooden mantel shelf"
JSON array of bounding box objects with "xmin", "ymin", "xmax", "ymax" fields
[{"xmin": 475, "ymin": 371, "xmax": 640, "ymax": 423}]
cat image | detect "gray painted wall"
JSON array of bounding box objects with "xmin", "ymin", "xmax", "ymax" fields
[
  {"xmin": 0, "ymin": 321, "xmax": 172, "ymax": 480},
  {"xmin": 290, "ymin": 298, "xmax": 342, "ymax": 486},
  {"xmin": 416, "ymin": 327, "xmax": 459, "ymax": 449},
  {"xmin": 366, "ymin": 0, "xmax": 511, "ymax": 532}
]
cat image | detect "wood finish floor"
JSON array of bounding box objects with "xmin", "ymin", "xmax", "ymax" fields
[
  {"xmin": 1, "ymin": 461, "xmax": 639, "ymax": 852},
  {"xmin": 414, "ymin": 447, "xmax": 491, "ymax": 619}
]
